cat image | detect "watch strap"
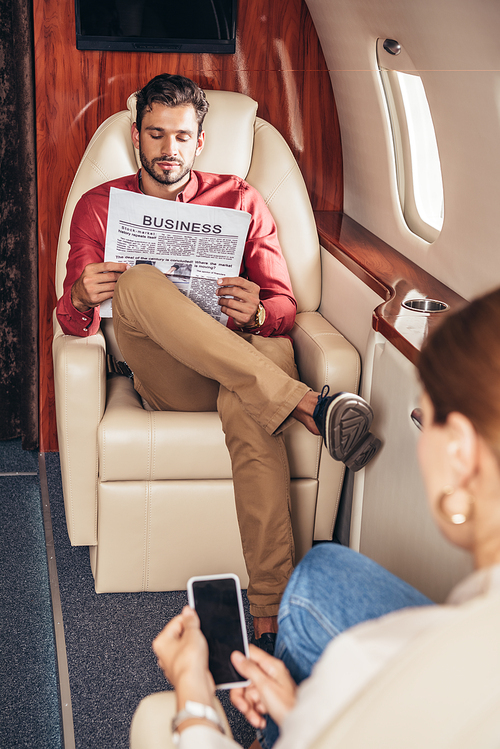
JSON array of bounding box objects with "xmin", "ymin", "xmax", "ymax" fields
[
  {"xmin": 255, "ymin": 302, "xmax": 266, "ymax": 327},
  {"xmin": 242, "ymin": 302, "xmax": 266, "ymax": 330},
  {"xmin": 172, "ymin": 700, "xmax": 225, "ymax": 741}
]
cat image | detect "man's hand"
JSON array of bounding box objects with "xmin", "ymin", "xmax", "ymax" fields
[
  {"xmin": 230, "ymin": 645, "xmax": 297, "ymax": 729},
  {"xmin": 216, "ymin": 277, "xmax": 260, "ymax": 327},
  {"xmin": 152, "ymin": 606, "xmax": 216, "ymax": 708},
  {"xmin": 71, "ymin": 262, "xmax": 129, "ymax": 312}
]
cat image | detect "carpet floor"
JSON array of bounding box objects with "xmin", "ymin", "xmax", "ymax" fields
[
  {"xmin": 0, "ymin": 440, "xmax": 62, "ymax": 749},
  {"xmin": 45, "ymin": 452, "xmax": 256, "ymax": 748}
]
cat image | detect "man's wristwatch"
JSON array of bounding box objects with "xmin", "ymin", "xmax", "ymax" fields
[
  {"xmin": 171, "ymin": 701, "xmax": 225, "ymax": 744},
  {"xmin": 243, "ymin": 302, "xmax": 266, "ymax": 330}
]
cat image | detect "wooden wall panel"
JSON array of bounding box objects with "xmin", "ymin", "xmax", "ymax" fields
[{"xmin": 34, "ymin": 0, "xmax": 343, "ymax": 451}]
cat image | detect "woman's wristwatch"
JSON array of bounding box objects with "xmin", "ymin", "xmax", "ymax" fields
[{"xmin": 171, "ymin": 700, "xmax": 225, "ymax": 744}]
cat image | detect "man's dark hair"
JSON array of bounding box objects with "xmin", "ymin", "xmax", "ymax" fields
[{"xmin": 135, "ymin": 74, "xmax": 209, "ymax": 135}]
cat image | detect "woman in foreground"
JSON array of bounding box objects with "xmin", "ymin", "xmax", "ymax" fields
[{"xmin": 151, "ymin": 287, "xmax": 500, "ymax": 748}]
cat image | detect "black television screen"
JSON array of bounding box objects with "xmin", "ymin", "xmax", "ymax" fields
[{"xmin": 75, "ymin": 0, "xmax": 237, "ymax": 53}]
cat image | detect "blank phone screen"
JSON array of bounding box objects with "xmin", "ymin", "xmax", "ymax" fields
[{"xmin": 191, "ymin": 578, "xmax": 248, "ymax": 687}]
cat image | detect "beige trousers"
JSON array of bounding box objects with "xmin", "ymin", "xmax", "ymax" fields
[{"xmin": 112, "ymin": 264, "xmax": 310, "ymax": 616}]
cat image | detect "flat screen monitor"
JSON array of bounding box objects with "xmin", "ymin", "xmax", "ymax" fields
[{"xmin": 75, "ymin": 0, "xmax": 237, "ymax": 54}]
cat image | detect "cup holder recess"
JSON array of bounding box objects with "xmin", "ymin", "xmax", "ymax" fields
[{"xmin": 401, "ymin": 298, "xmax": 449, "ymax": 313}]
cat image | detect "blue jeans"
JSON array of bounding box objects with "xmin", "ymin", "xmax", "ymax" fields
[{"xmin": 261, "ymin": 543, "xmax": 433, "ymax": 748}]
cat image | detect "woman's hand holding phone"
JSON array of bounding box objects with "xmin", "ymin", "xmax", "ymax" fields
[
  {"xmin": 229, "ymin": 645, "xmax": 298, "ymax": 729},
  {"xmin": 187, "ymin": 573, "xmax": 250, "ymax": 690},
  {"xmin": 153, "ymin": 606, "xmax": 216, "ymax": 706},
  {"xmin": 152, "ymin": 599, "xmax": 297, "ymax": 734}
]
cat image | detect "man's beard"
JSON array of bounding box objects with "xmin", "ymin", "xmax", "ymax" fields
[{"xmin": 139, "ymin": 148, "xmax": 194, "ymax": 186}]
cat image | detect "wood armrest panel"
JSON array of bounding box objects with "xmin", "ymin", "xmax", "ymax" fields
[{"xmin": 315, "ymin": 211, "xmax": 466, "ymax": 365}]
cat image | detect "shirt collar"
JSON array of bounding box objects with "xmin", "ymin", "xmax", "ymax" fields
[
  {"xmin": 446, "ymin": 563, "xmax": 500, "ymax": 605},
  {"xmin": 136, "ymin": 169, "xmax": 199, "ymax": 202},
  {"xmin": 176, "ymin": 170, "xmax": 199, "ymax": 202}
]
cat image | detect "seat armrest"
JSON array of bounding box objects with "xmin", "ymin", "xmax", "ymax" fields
[
  {"xmin": 52, "ymin": 312, "xmax": 107, "ymax": 545},
  {"xmin": 291, "ymin": 311, "xmax": 360, "ymax": 394},
  {"xmin": 130, "ymin": 692, "xmax": 232, "ymax": 749}
]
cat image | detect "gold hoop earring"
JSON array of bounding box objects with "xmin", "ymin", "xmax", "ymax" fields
[{"xmin": 437, "ymin": 486, "xmax": 475, "ymax": 525}]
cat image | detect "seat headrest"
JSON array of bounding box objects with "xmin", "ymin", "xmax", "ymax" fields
[{"xmin": 127, "ymin": 90, "xmax": 258, "ymax": 179}]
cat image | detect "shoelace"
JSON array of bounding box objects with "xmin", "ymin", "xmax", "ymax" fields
[{"xmin": 313, "ymin": 385, "xmax": 330, "ymax": 420}]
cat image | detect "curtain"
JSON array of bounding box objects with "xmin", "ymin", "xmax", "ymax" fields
[{"xmin": 0, "ymin": 0, "xmax": 38, "ymax": 449}]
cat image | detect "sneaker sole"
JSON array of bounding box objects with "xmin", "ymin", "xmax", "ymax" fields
[
  {"xmin": 344, "ymin": 433, "xmax": 382, "ymax": 472},
  {"xmin": 324, "ymin": 394, "xmax": 374, "ymax": 462}
]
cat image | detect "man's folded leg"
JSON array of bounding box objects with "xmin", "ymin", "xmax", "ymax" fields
[
  {"xmin": 113, "ymin": 266, "xmax": 382, "ymax": 472},
  {"xmin": 112, "ymin": 264, "xmax": 309, "ymax": 427},
  {"xmin": 113, "ymin": 266, "xmax": 302, "ymax": 639},
  {"xmin": 220, "ymin": 392, "xmax": 295, "ymax": 619},
  {"xmin": 217, "ymin": 333, "xmax": 300, "ymax": 623}
]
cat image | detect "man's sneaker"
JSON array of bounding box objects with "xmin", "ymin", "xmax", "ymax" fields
[
  {"xmin": 251, "ymin": 632, "xmax": 277, "ymax": 655},
  {"xmin": 313, "ymin": 387, "xmax": 381, "ymax": 471}
]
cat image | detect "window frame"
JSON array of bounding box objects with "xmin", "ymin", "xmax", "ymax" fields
[{"xmin": 377, "ymin": 41, "xmax": 444, "ymax": 243}]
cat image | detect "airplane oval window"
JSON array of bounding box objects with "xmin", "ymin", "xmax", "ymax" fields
[{"xmin": 377, "ymin": 40, "xmax": 444, "ymax": 243}]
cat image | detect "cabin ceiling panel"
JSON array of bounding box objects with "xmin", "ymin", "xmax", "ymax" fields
[{"xmin": 305, "ymin": 0, "xmax": 500, "ymax": 300}]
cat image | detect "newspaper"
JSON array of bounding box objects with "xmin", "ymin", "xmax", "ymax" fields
[{"xmin": 100, "ymin": 188, "xmax": 251, "ymax": 324}]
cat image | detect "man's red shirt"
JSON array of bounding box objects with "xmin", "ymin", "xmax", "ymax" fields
[{"xmin": 56, "ymin": 170, "xmax": 297, "ymax": 337}]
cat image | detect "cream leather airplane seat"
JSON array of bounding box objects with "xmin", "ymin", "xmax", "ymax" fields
[
  {"xmin": 130, "ymin": 592, "xmax": 500, "ymax": 749},
  {"xmin": 52, "ymin": 90, "xmax": 360, "ymax": 592}
]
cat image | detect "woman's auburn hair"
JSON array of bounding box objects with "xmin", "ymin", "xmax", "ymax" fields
[{"xmin": 418, "ymin": 287, "xmax": 500, "ymax": 456}]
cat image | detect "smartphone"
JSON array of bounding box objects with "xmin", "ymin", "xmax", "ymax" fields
[{"xmin": 187, "ymin": 573, "xmax": 250, "ymax": 689}]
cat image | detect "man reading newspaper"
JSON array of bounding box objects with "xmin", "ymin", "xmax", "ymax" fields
[{"xmin": 56, "ymin": 74, "xmax": 380, "ymax": 651}]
